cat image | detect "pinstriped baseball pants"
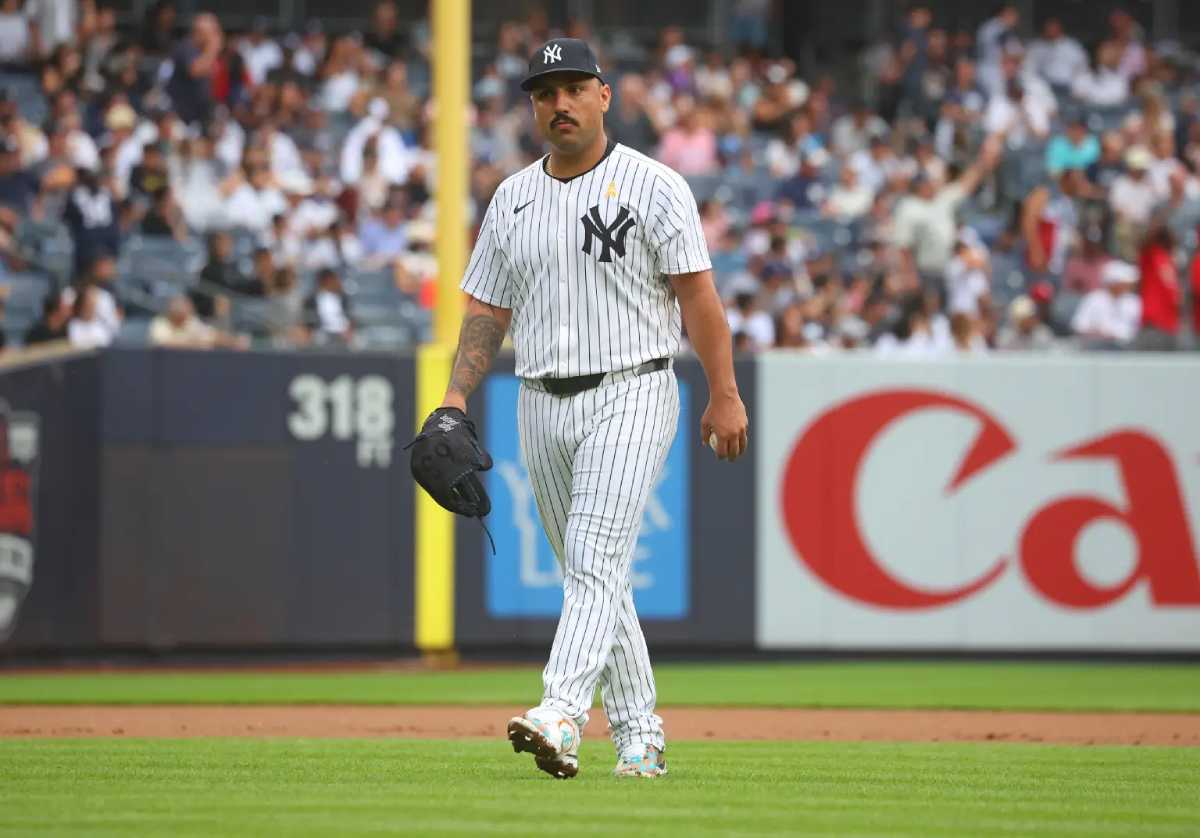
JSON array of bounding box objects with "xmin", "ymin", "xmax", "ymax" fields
[{"xmin": 517, "ymin": 368, "xmax": 678, "ymax": 753}]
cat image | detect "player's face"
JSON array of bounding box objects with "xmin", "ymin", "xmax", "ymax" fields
[{"xmin": 530, "ymin": 74, "xmax": 610, "ymax": 154}]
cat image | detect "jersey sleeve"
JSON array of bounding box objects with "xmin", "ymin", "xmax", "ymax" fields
[
  {"xmin": 459, "ymin": 193, "xmax": 516, "ymax": 308},
  {"xmin": 650, "ymin": 172, "xmax": 712, "ymax": 276}
]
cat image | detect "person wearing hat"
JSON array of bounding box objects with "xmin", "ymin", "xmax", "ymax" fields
[
  {"xmin": 1071, "ymin": 259, "xmax": 1142, "ymax": 348},
  {"xmin": 996, "ymin": 294, "xmax": 1056, "ymax": 350},
  {"xmin": 428, "ymin": 37, "xmax": 746, "ymax": 780},
  {"xmin": 1109, "ymin": 145, "xmax": 1159, "ymax": 260}
]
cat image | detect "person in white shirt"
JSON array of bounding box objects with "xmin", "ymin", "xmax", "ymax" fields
[
  {"xmin": 984, "ymin": 79, "xmax": 1053, "ymax": 147},
  {"xmin": 1109, "ymin": 146, "xmax": 1161, "ymax": 259},
  {"xmin": 340, "ymin": 98, "xmax": 418, "ymax": 187},
  {"xmin": 944, "ymin": 233, "xmax": 991, "ymax": 317},
  {"xmin": 1070, "ymin": 41, "xmax": 1129, "ymax": 108},
  {"xmin": 150, "ymin": 295, "xmax": 216, "ymax": 349},
  {"xmin": 221, "ymin": 160, "xmax": 287, "ymax": 234},
  {"xmin": 725, "ymin": 292, "xmax": 774, "ymax": 350},
  {"xmin": 306, "ymin": 268, "xmax": 353, "ymax": 344},
  {"xmin": 892, "ymin": 136, "xmax": 1002, "ymax": 281},
  {"xmin": 976, "ymin": 5, "xmax": 1021, "ymax": 95},
  {"xmin": 1026, "ymin": 18, "xmax": 1088, "ymax": 91},
  {"xmin": 238, "ymin": 18, "xmax": 283, "ymax": 86},
  {"xmin": 1147, "ymin": 131, "xmax": 1186, "ymax": 198},
  {"xmin": 822, "ymin": 165, "xmax": 873, "ymax": 222},
  {"xmin": 829, "ymin": 103, "xmax": 889, "ymax": 157},
  {"xmin": 849, "ymin": 135, "xmax": 902, "ymax": 197},
  {"xmin": 1071, "ymin": 260, "xmax": 1142, "ymax": 347},
  {"xmin": 67, "ymin": 284, "xmax": 113, "ymax": 350}
]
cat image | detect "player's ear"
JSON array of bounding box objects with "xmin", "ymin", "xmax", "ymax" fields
[{"xmin": 599, "ymin": 81, "xmax": 611, "ymax": 113}]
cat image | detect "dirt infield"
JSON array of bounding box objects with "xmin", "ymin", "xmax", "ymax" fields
[{"xmin": 3, "ymin": 706, "xmax": 1198, "ymax": 746}]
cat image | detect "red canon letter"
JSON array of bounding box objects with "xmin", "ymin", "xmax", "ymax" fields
[
  {"xmin": 781, "ymin": 391, "xmax": 1013, "ymax": 608},
  {"xmin": 1020, "ymin": 431, "xmax": 1200, "ymax": 607}
]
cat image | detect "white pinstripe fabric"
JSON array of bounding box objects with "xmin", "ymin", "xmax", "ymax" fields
[
  {"xmin": 460, "ymin": 142, "xmax": 710, "ymax": 379},
  {"xmin": 517, "ymin": 369, "xmax": 679, "ymax": 752}
]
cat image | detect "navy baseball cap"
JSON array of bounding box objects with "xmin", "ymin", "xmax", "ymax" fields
[{"xmin": 520, "ymin": 38, "xmax": 605, "ymax": 91}]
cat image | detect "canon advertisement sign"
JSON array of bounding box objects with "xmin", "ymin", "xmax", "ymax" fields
[{"xmin": 756, "ymin": 356, "xmax": 1200, "ymax": 650}]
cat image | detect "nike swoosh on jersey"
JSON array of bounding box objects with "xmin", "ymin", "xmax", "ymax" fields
[{"xmin": 513, "ymin": 200, "xmax": 535, "ymax": 215}]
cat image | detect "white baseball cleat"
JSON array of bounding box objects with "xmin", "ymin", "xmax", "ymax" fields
[
  {"xmin": 612, "ymin": 743, "xmax": 667, "ymax": 778},
  {"xmin": 506, "ymin": 708, "xmax": 581, "ymax": 779}
]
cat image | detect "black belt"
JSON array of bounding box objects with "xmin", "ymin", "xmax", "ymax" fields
[{"xmin": 528, "ymin": 357, "xmax": 671, "ymax": 397}]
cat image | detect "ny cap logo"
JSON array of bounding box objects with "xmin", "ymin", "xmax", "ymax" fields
[
  {"xmin": 543, "ymin": 43, "xmax": 563, "ymax": 64},
  {"xmin": 581, "ymin": 204, "xmax": 636, "ymax": 263}
]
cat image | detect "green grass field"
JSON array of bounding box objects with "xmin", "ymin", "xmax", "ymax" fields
[
  {"xmin": 3, "ymin": 661, "xmax": 1200, "ymax": 711},
  {"xmin": 2, "ymin": 739, "xmax": 1197, "ymax": 837},
  {"xmin": 3, "ymin": 662, "xmax": 1197, "ymax": 836}
]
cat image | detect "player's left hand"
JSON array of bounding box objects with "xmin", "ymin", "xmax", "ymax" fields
[{"xmin": 701, "ymin": 392, "xmax": 748, "ymax": 462}]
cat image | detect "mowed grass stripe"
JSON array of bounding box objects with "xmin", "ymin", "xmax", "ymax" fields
[
  {"xmin": 1, "ymin": 663, "xmax": 1199, "ymax": 711},
  {"xmin": 1, "ymin": 739, "xmax": 1196, "ymax": 837}
]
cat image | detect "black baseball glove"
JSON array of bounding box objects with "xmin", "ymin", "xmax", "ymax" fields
[{"xmin": 406, "ymin": 407, "xmax": 493, "ymax": 518}]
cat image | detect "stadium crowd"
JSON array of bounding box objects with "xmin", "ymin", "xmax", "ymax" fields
[{"xmin": 0, "ymin": 1, "xmax": 1196, "ymax": 354}]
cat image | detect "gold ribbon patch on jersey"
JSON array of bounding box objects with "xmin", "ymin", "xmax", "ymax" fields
[{"xmin": 606, "ymin": 181, "xmax": 618, "ymax": 199}]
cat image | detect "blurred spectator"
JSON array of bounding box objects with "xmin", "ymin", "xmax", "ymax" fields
[
  {"xmin": 657, "ymin": 95, "xmax": 718, "ymax": 176},
  {"xmin": 1021, "ymin": 169, "xmax": 1084, "ymax": 283},
  {"xmin": 996, "ymin": 295, "xmax": 1056, "ymax": 350},
  {"xmin": 364, "ymin": 1, "xmax": 406, "ymax": 63},
  {"xmin": 1026, "ymin": 18, "xmax": 1087, "ymax": 94},
  {"xmin": 221, "ymin": 156, "xmax": 286, "ymax": 235},
  {"xmin": 239, "ymin": 17, "xmax": 282, "ymax": 87},
  {"xmin": 24, "ymin": 288, "xmax": 73, "ymax": 345},
  {"xmin": 944, "ymin": 233, "xmax": 990, "ymax": 318},
  {"xmin": 1045, "ymin": 114, "xmax": 1099, "ymax": 176},
  {"xmin": 67, "ymin": 283, "xmax": 112, "ymax": 348},
  {"xmin": 1109, "ymin": 146, "xmax": 1159, "ymax": 260},
  {"xmin": 359, "ymin": 195, "xmax": 407, "ymax": 267},
  {"xmin": 166, "ymin": 13, "xmax": 222, "ymax": 127},
  {"xmin": 607, "ymin": 74, "xmax": 660, "ymax": 155},
  {"xmin": 63, "ymin": 168, "xmax": 119, "ymax": 272},
  {"xmin": 893, "ymin": 136, "xmax": 1001, "ymax": 283},
  {"xmin": 823, "ymin": 165, "xmax": 872, "ymax": 222},
  {"xmin": 831, "ymin": 102, "xmax": 888, "ymax": 158},
  {"xmin": 0, "ymin": 0, "xmax": 38, "ymax": 67},
  {"xmin": 140, "ymin": 187, "xmax": 187, "ymax": 241},
  {"xmin": 340, "ymin": 98, "xmax": 416, "ymax": 186},
  {"xmin": 1071, "ymin": 260, "xmax": 1141, "ymax": 348},
  {"xmin": 139, "ymin": 1, "xmax": 177, "ymax": 58},
  {"xmin": 776, "ymin": 152, "xmax": 827, "ymax": 210},
  {"xmin": 1135, "ymin": 224, "xmax": 1181, "ymax": 350},
  {"xmin": 149, "ymin": 294, "xmax": 247, "ymax": 349},
  {"xmin": 726, "ymin": 292, "xmax": 774, "ymax": 350},
  {"xmin": 305, "ymin": 267, "xmax": 353, "ymax": 344},
  {"xmin": 1070, "ymin": 41, "xmax": 1129, "ymax": 108},
  {"xmin": 766, "ymin": 111, "xmax": 823, "ymax": 179},
  {"xmin": 394, "ymin": 217, "xmax": 434, "ymax": 301}
]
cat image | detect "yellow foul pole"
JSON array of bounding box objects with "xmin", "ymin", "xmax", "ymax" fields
[{"xmin": 415, "ymin": 0, "xmax": 469, "ymax": 655}]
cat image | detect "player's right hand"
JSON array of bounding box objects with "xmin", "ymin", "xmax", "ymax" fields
[{"xmin": 701, "ymin": 392, "xmax": 748, "ymax": 462}]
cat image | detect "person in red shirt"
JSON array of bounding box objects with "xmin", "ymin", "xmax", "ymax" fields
[
  {"xmin": 1191, "ymin": 242, "xmax": 1200, "ymax": 344},
  {"xmin": 1135, "ymin": 223, "xmax": 1180, "ymax": 350}
]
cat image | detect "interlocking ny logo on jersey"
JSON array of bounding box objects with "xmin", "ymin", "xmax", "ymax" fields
[
  {"xmin": 581, "ymin": 205, "xmax": 636, "ymax": 263},
  {"xmin": 543, "ymin": 43, "xmax": 562, "ymax": 64}
]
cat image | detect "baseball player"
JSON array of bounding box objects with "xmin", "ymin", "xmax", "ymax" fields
[{"xmin": 415, "ymin": 38, "xmax": 747, "ymax": 779}]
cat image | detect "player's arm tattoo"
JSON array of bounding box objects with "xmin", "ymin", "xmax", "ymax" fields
[{"xmin": 448, "ymin": 311, "xmax": 506, "ymax": 401}]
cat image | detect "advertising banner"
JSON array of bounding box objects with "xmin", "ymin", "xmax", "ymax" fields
[{"xmin": 757, "ymin": 355, "xmax": 1200, "ymax": 650}]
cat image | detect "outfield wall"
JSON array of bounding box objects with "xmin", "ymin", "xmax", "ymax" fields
[{"xmin": 0, "ymin": 348, "xmax": 1196, "ymax": 655}]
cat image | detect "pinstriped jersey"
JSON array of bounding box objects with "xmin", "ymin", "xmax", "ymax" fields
[{"xmin": 460, "ymin": 141, "xmax": 711, "ymax": 379}]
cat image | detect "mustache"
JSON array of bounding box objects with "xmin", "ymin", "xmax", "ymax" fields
[{"xmin": 550, "ymin": 114, "xmax": 577, "ymax": 127}]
